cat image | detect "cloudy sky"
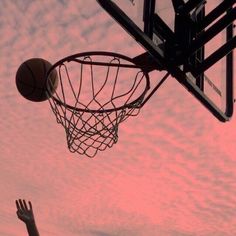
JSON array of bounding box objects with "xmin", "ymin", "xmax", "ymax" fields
[{"xmin": 0, "ymin": 0, "xmax": 235, "ymax": 235}]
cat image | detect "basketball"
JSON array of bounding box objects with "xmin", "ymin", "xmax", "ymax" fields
[{"xmin": 15, "ymin": 58, "xmax": 58, "ymax": 102}]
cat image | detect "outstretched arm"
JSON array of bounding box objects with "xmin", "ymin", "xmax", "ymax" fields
[{"xmin": 16, "ymin": 199, "xmax": 40, "ymax": 236}]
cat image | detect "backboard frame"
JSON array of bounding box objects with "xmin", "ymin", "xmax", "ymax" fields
[{"xmin": 97, "ymin": 0, "xmax": 235, "ymax": 122}]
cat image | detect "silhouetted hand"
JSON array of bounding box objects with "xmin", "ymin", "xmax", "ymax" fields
[
  {"xmin": 15, "ymin": 199, "xmax": 40, "ymax": 236},
  {"xmin": 16, "ymin": 199, "xmax": 35, "ymax": 224}
]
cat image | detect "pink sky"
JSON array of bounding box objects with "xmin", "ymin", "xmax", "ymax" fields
[{"xmin": 0, "ymin": 1, "xmax": 236, "ymax": 235}]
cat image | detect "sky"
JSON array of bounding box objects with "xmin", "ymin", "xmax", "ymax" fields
[{"xmin": 0, "ymin": 0, "xmax": 236, "ymax": 235}]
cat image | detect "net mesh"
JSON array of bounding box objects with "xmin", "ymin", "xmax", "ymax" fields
[{"xmin": 46, "ymin": 52, "xmax": 150, "ymax": 157}]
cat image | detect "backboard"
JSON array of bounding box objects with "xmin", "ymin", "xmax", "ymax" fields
[{"xmin": 97, "ymin": 0, "xmax": 235, "ymax": 122}]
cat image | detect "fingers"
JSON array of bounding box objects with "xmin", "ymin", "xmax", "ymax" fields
[
  {"xmin": 15, "ymin": 200, "xmax": 20, "ymax": 210},
  {"xmin": 28, "ymin": 201, "xmax": 33, "ymax": 211},
  {"xmin": 15, "ymin": 199, "xmax": 34, "ymax": 223},
  {"xmin": 15, "ymin": 199, "xmax": 32, "ymax": 212},
  {"xmin": 15, "ymin": 200, "xmax": 24, "ymax": 219},
  {"xmin": 19, "ymin": 199, "xmax": 25, "ymax": 211},
  {"xmin": 23, "ymin": 199, "xmax": 28, "ymax": 211}
]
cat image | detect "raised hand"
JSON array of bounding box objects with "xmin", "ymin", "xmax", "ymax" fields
[
  {"xmin": 16, "ymin": 199, "xmax": 35, "ymax": 224},
  {"xmin": 15, "ymin": 199, "xmax": 40, "ymax": 236}
]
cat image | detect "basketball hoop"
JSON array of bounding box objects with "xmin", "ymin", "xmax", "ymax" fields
[{"xmin": 46, "ymin": 51, "xmax": 150, "ymax": 157}]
